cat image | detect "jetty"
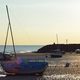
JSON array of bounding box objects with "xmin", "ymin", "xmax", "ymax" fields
[{"xmin": 37, "ymin": 44, "xmax": 80, "ymax": 53}]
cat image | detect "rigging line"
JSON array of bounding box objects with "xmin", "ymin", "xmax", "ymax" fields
[
  {"xmin": 6, "ymin": 5, "xmax": 16, "ymax": 57},
  {"xmin": 3, "ymin": 23, "xmax": 9, "ymax": 54}
]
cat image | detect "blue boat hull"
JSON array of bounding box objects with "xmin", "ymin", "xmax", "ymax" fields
[{"xmin": 1, "ymin": 57, "xmax": 48, "ymax": 75}]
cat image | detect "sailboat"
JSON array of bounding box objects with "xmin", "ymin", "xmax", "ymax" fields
[{"xmin": 1, "ymin": 5, "xmax": 48, "ymax": 75}]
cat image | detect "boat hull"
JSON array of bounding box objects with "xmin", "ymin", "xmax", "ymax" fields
[{"xmin": 1, "ymin": 57, "xmax": 48, "ymax": 75}]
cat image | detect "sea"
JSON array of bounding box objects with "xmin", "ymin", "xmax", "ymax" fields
[
  {"xmin": 0, "ymin": 45, "xmax": 80, "ymax": 80},
  {"xmin": 0, "ymin": 45, "xmax": 43, "ymax": 53}
]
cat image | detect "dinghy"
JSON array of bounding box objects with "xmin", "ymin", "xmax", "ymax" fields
[{"xmin": 1, "ymin": 57, "xmax": 48, "ymax": 75}]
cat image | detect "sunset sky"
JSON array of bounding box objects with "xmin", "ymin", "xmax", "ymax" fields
[{"xmin": 0, "ymin": 0, "xmax": 80, "ymax": 45}]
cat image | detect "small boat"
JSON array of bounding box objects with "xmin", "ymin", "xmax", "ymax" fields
[
  {"xmin": 75, "ymin": 49, "xmax": 80, "ymax": 53},
  {"xmin": 1, "ymin": 5, "xmax": 48, "ymax": 75},
  {"xmin": 1, "ymin": 57, "xmax": 48, "ymax": 75},
  {"xmin": 50, "ymin": 49, "xmax": 63, "ymax": 58}
]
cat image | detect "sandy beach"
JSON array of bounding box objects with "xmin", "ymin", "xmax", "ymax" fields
[{"xmin": 0, "ymin": 53, "xmax": 80, "ymax": 80}]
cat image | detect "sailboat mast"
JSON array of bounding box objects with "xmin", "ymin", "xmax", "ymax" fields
[
  {"xmin": 3, "ymin": 5, "xmax": 16, "ymax": 57},
  {"xmin": 6, "ymin": 5, "xmax": 16, "ymax": 55},
  {"xmin": 56, "ymin": 34, "xmax": 58, "ymax": 44}
]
